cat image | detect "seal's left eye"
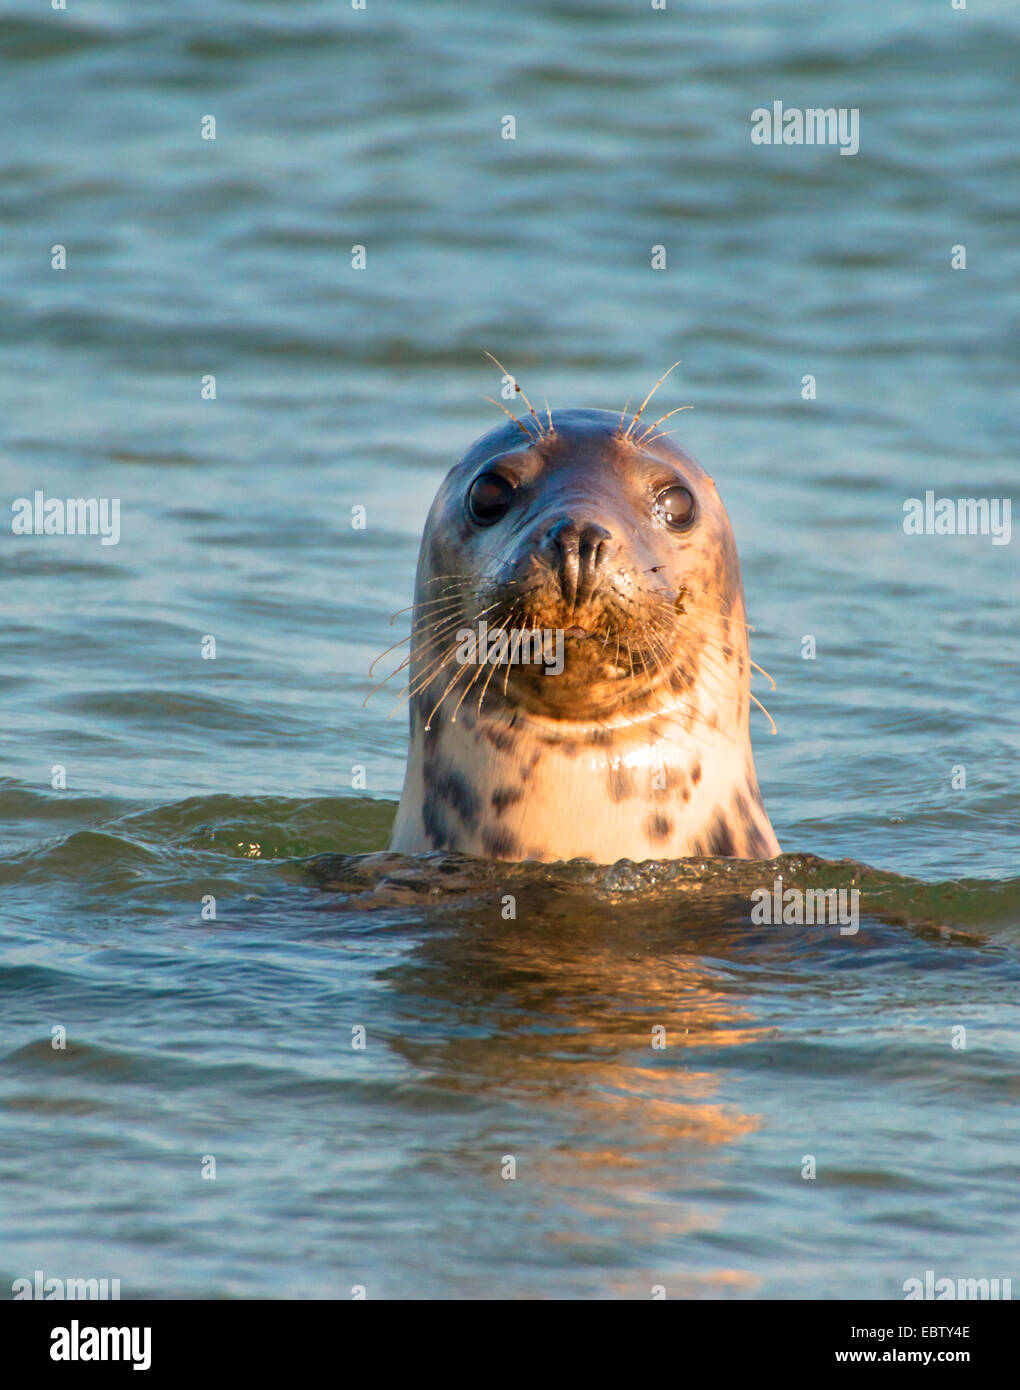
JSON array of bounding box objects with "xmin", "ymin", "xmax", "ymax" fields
[
  {"xmin": 656, "ymin": 484, "xmax": 696, "ymax": 530},
  {"xmin": 467, "ymin": 472, "xmax": 516, "ymax": 525}
]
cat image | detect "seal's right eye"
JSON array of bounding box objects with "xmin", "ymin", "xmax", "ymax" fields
[{"xmin": 467, "ymin": 472, "xmax": 516, "ymax": 526}]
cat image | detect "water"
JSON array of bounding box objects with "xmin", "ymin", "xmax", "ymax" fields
[{"xmin": 1, "ymin": 0, "xmax": 1018, "ymax": 1299}]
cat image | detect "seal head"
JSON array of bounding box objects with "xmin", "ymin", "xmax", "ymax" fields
[{"xmin": 387, "ymin": 408, "xmax": 780, "ymax": 863}]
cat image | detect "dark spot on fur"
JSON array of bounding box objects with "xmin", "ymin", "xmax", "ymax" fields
[
  {"xmin": 444, "ymin": 767, "xmax": 479, "ymax": 824},
  {"xmin": 645, "ymin": 812, "xmax": 672, "ymax": 843},
  {"xmin": 745, "ymin": 822, "xmax": 773, "ymax": 859},
  {"xmin": 492, "ymin": 785, "xmax": 524, "ymax": 815},
  {"xmin": 423, "ymin": 798, "xmax": 450, "ymax": 850},
  {"xmin": 691, "ymin": 763, "xmax": 702, "ymax": 785},
  {"xmin": 519, "ymin": 747, "xmax": 542, "ymax": 782},
  {"xmin": 706, "ymin": 812, "xmax": 736, "ymax": 858},
  {"xmin": 424, "ymin": 759, "xmax": 479, "ymax": 828},
  {"xmin": 607, "ymin": 766, "xmax": 634, "ymax": 802},
  {"xmin": 482, "ymin": 723, "xmax": 518, "ymax": 754},
  {"xmin": 482, "ymin": 826, "xmax": 520, "ymax": 859}
]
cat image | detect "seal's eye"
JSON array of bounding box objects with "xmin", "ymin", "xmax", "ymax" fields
[
  {"xmin": 467, "ymin": 472, "xmax": 516, "ymax": 526},
  {"xmin": 655, "ymin": 484, "xmax": 696, "ymax": 531}
]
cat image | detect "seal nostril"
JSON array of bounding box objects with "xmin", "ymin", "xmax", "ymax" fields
[
  {"xmin": 579, "ymin": 524, "xmax": 611, "ymax": 565},
  {"xmin": 545, "ymin": 519, "xmax": 611, "ymax": 606},
  {"xmin": 547, "ymin": 518, "xmax": 579, "ymax": 558}
]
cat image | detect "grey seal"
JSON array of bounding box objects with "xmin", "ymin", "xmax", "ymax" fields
[{"xmin": 383, "ymin": 376, "xmax": 780, "ymax": 863}]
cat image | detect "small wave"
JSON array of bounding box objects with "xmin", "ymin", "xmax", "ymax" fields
[
  {"xmin": 1, "ymin": 785, "xmax": 1015, "ymax": 935},
  {"xmin": 307, "ymin": 846, "xmax": 1019, "ymax": 938}
]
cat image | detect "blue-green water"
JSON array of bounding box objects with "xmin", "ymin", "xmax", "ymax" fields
[{"xmin": 1, "ymin": 0, "xmax": 1017, "ymax": 1298}]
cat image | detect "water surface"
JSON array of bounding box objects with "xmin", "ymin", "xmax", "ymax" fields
[{"xmin": 1, "ymin": 0, "xmax": 1018, "ymax": 1298}]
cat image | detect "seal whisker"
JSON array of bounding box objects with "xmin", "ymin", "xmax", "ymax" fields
[
  {"xmin": 405, "ymin": 599, "xmax": 503, "ymax": 664},
  {"xmin": 476, "ymin": 602, "xmax": 523, "ymax": 716},
  {"xmin": 377, "ymin": 609, "xmax": 471, "ymax": 675},
  {"xmin": 380, "ymin": 592, "xmax": 493, "ymax": 656},
  {"xmin": 380, "ymin": 650, "xmax": 460, "ymax": 717},
  {"xmin": 662, "ymin": 614, "xmax": 765, "ymax": 695},
  {"xmin": 631, "ymin": 620, "xmax": 741, "ymax": 745},
  {"xmin": 391, "ymin": 623, "xmax": 482, "ymax": 716},
  {"xmin": 376, "ymin": 600, "xmax": 504, "ymax": 706},
  {"xmin": 663, "ymin": 620, "xmax": 750, "ymax": 696},
  {"xmin": 483, "ymin": 394, "xmax": 537, "ymax": 442},
  {"xmin": 749, "ymin": 659, "xmax": 776, "ymax": 692},
  {"xmin": 382, "ymin": 595, "xmax": 472, "ymax": 644},
  {"xmin": 388, "ymin": 579, "xmax": 476, "ymax": 623},
  {"xmin": 623, "ymin": 361, "xmax": 681, "ymax": 441},
  {"xmin": 640, "ymin": 426, "xmax": 692, "ymax": 450},
  {"xmin": 365, "ymin": 613, "xmax": 471, "ymax": 702},
  {"xmin": 386, "ymin": 646, "xmax": 466, "ymax": 721},
  {"xmin": 643, "ymin": 590, "xmax": 756, "ymax": 635},
  {"xmin": 423, "ymin": 659, "xmax": 476, "ymax": 730},
  {"xmin": 684, "ymin": 587, "xmax": 756, "ymax": 631},
  {"xmin": 646, "ymin": 586, "xmax": 754, "ymax": 629},
  {"xmin": 615, "ymin": 397, "xmax": 631, "ymax": 440},
  {"xmin": 620, "ymin": 591, "xmax": 742, "ymax": 697},
  {"xmin": 402, "ymin": 598, "xmax": 508, "ymax": 722},
  {"xmin": 636, "ymin": 405, "xmax": 693, "ymax": 447},
  {"xmin": 637, "ymin": 618, "xmax": 718, "ymax": 711},
  {"xmin": 449, "ymin": 605, "xmax": 521, "ymax": 723},
  {"xmin": 402, "ymin": 593, "xmax": 477, "ymax": 622},
  {"xmin": 368, "ymin": 619, "xmax": 465, "ymax": 690},
  {"xmin": 633, "ymin": 616, "xmax": 676, "ymax": 697},
  {"xmin": 368, "ymin": 630, "xmax": 417, "ymax": 678},
  {"xmin": 411, "ymin": 583, "xmax": 476, "ymax": 601},
  {"xmin": 503, "ymin": 604, "xmax": 540, "ymax": 696},
  {"xmin": 484, "ymin": 352, "xmax": 547, "ymax": 439},
  {"xmin": 397, "ymin": 647, "xmax": 463, "ymax": 705},
  {"xmin": 749, "ymin": 690, "xmax": 778, "ymax": 735}
]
